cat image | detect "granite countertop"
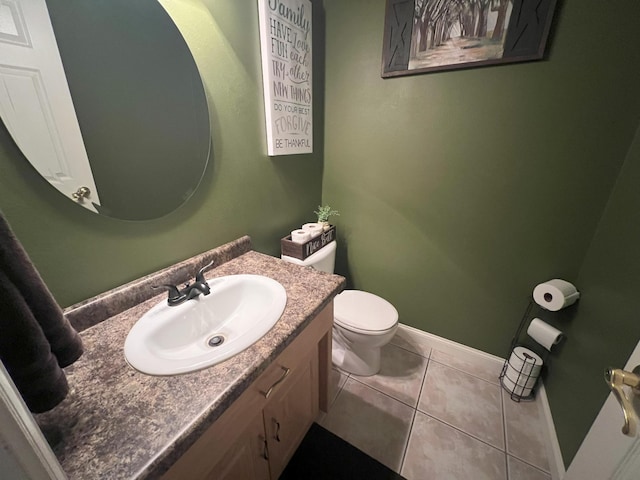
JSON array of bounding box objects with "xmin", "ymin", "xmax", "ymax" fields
[{"xmin": 35, "ymin": 238, "xmax": 345, "ymax": 479}]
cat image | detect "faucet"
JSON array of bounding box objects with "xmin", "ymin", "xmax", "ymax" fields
[{"xmin": 153, "ymin": 261, "xmax": 214, "ymax": 306}]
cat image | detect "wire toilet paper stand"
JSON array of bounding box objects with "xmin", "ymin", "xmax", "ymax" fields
[{"xmin": 499, "ymin": 300, "xmax": 548, "ymax": 402}]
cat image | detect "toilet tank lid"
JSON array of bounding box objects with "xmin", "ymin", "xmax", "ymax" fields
[{"xmin": 334, "ymin": 290, "xmax": 398, "ymax": 331}]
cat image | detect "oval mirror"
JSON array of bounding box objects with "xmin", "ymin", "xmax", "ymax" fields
[{"xmin": 0, "ymin": 0, "xmax": 210, "ymax": 220}]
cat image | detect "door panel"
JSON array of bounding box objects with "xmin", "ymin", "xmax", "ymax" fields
[
  {"xmin": 565, "ymin": 340, "xmax": 640, "ymax": 479},
  {"xmin": 0, "ymin": 0, "xmax": 99, "ymax": 210}
]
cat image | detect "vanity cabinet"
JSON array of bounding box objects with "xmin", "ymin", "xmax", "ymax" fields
[
  {"xmin": 213, "ymin": 411, "xmax": 271, "ymax": 480},
  {"xmin": 162, "ymin": 303, "xmax": 333, "ymax": 480},
  {"xmin": 263, "ymin": 349, "xmax": 318, "ymax": 478}
]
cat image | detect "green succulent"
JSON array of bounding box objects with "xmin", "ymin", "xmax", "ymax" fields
[{"xmin": 314, "ymin": 205, "xmax": 340, "ymax": 223}]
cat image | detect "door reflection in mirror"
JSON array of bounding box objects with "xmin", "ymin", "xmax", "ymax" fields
[
  {"xmin": 0, "ymin": 0, "xmax": 211, "ymax": 220},
  {"xmin": 0, "ymin": 0, "xmax": 100, "ymax": 212}
]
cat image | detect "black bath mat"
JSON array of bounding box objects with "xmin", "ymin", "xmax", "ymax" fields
[{"xmin": 280, "ymin": 423, "xmax": 407, "ymax": 480}]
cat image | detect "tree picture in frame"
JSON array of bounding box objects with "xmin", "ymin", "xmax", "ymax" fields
[{"xmin": 382, "ymin": 0, "xmax": 557, "ymax": 77}]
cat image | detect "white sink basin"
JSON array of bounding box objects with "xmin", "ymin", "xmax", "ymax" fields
[{"xmin": 124, "ymin": 274, "xmax": 287, "ymax": 375}]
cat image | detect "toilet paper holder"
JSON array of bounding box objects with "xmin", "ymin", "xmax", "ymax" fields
[
  {"xmin": 499, "ymin": 346, "xmax": 544, "ymax": 402},
  {"xmin": 499, "ymin": 300, "xmax": 549, "ymax": 402}
]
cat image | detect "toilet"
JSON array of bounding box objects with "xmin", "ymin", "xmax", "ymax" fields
[{"xmin": 281, "ymin": 241, "xmax": 398, "ymax": 376}]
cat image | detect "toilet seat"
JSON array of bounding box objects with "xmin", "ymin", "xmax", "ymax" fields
[{"xmin": 334, "ymin": 290, "xmax": 398, "ymax": 334}]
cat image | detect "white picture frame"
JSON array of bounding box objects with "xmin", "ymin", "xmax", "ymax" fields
[{"xmin": 257, "ymin": 0, "xmax": 313, "ymax": 156}]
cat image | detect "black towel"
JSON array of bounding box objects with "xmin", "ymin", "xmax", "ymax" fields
[{"xmin": 0, "ymin": 212, "xmax": 83, "ymax": 412}]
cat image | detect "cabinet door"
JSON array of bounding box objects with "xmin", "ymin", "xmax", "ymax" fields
[
  {"xmin": 263, "ymin": 351, "xmax": 319, "ymax": 478},
  {"xmin": 163, "ymin": 409, "xmax": 270, "ymax": 480},
  {"xmin": 207, "ymin": 411, "xmax": 271, "ymax": 480}
]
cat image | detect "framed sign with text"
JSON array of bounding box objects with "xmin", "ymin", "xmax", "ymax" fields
[{"xmin": 258, "ymin": 0, "xmax": 313, "ymax": 156}]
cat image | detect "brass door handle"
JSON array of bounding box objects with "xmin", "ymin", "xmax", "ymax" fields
[{"xmin": 604, "ymin": 365, "xmax": 640, "ymax": 437}]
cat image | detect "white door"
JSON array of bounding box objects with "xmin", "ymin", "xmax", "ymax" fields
[
  {"xmin": 565, "ymin": 340, "xmax": 640, "ymax": 479},
  {"xmin": 0, "ymin": 362, "xmax": 65, "ymax": 480},
  {"xmin": 0, "ymin": 0, "xmax": 100, "ymax": 211}
]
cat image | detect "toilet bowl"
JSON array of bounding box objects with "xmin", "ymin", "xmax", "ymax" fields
[{"xmin": 282, "ymin": 241, "xmax": 398, "ymax": 376}]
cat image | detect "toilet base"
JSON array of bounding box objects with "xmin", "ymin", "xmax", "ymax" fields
[{"xmin": 332, "ymin": 339, "xmax": 381, "ymax": 377}]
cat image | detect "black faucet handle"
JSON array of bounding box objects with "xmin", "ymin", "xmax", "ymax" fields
[
  {"xmin": 195, "ymin": 260, "xmax": 215, "ymax": 284},
  {"xmin": 152, "ymin": 284, "xmax": 182, "ymax": 302}
]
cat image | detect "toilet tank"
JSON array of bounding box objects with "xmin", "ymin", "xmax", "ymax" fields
[{"xmin": 281, "ymin": 240, "xmax": 336, "ymax": 273}]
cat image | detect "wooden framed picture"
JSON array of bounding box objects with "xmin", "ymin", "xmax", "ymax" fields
[{"xmin": 382, "ymin": 0, "xmax": 557, "ymax": 77}]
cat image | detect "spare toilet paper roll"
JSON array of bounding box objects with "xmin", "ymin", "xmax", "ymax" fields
[
  {"xmin": 503, "ymin": 346, "xmax": 543, "ymax": 397},
  {"xmin": 532, "ymin": 279, "xmax": 580, "ymax": 311},
  {"xmin": 502, "ymin": 374, "xmax": 537, "ymax": 398},
  {"xmin": 527, "ymin": 318, "xmax": 564, "ymax": 351},
  {"xmin": 508, "ymin": 346, "xmax": 543, "ymax": 375},
  {"xmin": 302, "ymin": 223, "xmax": 323, "ymax": 237},
  {"xmin": 290, "ymin": 229, "xmax": 311, "ymax": 244}
]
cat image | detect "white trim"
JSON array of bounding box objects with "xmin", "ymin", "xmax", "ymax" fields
[
  {"xmin": 537, "ymin": 382, "xmax": 566, "ymax": 480},
  {"xmin": 0, "ymin": 363, "xmax": 66, "ymax": 480},
  {"xmin": 398, "ymin": 323, "xmax": 506, "ymax": 366}
]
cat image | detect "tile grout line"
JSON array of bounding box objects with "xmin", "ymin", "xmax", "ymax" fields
[
  {"xmin": 389, "ymin": 342, "xmax": 509, "ymax": 453},
  {"xmin": 428, "ymin": 356, "xmax": 502, "ymax": 386},
  {"xmin": 398, "ymin": 351, "xmax": 432, "ymax": 475},
  {"xmin": 392, "ymin": 328, "xmax": 503, "ymax": 375},
  {"xmin": 328, "ymin": 370, "xmax": 350, "ymax": 410},
  {"xmin": 388, "ymin": 342, "xmax": 430, "ymax": 361},
  {"xmin": 347, "ymin": 374, "xmax": 419, "ymax": 410},
  {"xmin": 506, "ymin": 454, "xmax": 553, "ymax": 477},
  {"xmin": 415, "ymin": 362, "xmax": 506, "ymax": 452},
  {"xmin": 390, "ymin": 335, "xmax": 505, "ymax": 386},
  {"xmin": 324, "ymin": 369, "xmax": 420, "ymax": 475},
  {"xmin": 500, "ymin": 391, "xmax": 552, "ymax": 474},
  {"xmin": 348, "ymin": 348, "xmax": 429, "ymax": 410},
  {"xmin": 502, "ymin": 391, "xmax": 510, "ymax": 479},
  {"xmin": 398, "ymin": 409, "xmax": 417, "ymax": 476},
  {"xmin": 417, "ymin": 409, "xmax": 509, "ymax": 455},
  {"xmin": 390, "ymin": 339, "xmax": 515, "ymax": 454}
]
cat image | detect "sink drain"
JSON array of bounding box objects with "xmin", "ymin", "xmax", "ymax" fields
[{"xmin": 207, "ymin": 335, "xmax": 225, "ymax": 347}]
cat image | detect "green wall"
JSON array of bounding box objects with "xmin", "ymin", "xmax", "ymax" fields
[
  {"xmin": 546, "ymin": 124, "xmax": 640, "ymax": 462},
  {"xmin": 0, "ymin": 0, "xmax": 323, "ymax": 307},
  {"xmin": 322, "ymin": 0, "xmax": 640, "ymax": 465}
]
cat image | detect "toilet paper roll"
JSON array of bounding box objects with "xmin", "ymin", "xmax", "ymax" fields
[
  {"xmin": 503, "ymin": 346, "xmax": 543, "ymax": 397},
  {"xmin": 527, "ymin": 318, "xmax": 564, "ymax": 351},
  {"xmin": 290, "ymin": 229, "xmax": 311, "ymax": 244},
  {"xmin": 302, "ymin": 223, "xmax": 323, "ymax": 237},
  {"xmin": 505, "ymin": 365, "xmax": 540, "ymax": 387},
  {"xmin": 502, "ymin": 375, "xmax": 537, "ymax": 398},
  {"xmin": 532, "ymin": 279, "xmax": 580, "ymax": 311},
  {"xmin": 508, "ymin": 346, "xmax": 543, "ymax": 375}
]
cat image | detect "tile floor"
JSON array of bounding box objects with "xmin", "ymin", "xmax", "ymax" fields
[{"xmin": 317, "ymin": 325, "xmax": 552, "ymax": 480}]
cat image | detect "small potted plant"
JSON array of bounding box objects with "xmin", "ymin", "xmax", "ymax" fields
[{"xmin": 314, "ymin": 205, "xmax": 339, "ymax": 231}]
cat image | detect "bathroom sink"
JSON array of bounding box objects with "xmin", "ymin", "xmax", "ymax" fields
[{"xmin": 124, "ymin": 274, "xmax": 287, "ymax": 375}]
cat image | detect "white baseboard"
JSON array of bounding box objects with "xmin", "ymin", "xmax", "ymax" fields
[
  {"xmin": 398, "ymin": 323, "xmax": 506, "ymax": 367},
  {"xmin": 537, "ymin": 382, "xmax": 566, "ymax": 480},
  {"xmin": 398, "ymin": 323, "xmax": 566, "ymax": 479}
]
